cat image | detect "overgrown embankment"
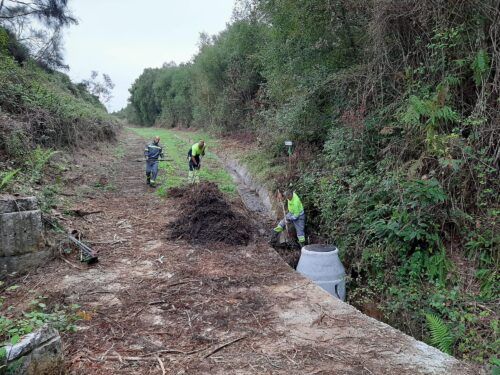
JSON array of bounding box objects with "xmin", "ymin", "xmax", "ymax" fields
[{"xmin": 0, "ymin": 27, "xmax": 119, "ymax": 198}]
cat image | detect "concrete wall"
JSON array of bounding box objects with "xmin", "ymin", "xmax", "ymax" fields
[
  {"xmin": 223, "ymin": 157, "xmax": 276, "ymax": 220},
  {"xmin": 0, "ymin": 195, "xmax": 50, "ymax": 277}
]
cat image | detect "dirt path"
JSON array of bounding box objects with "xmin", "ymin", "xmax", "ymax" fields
[{"xmin": 3, "ymin": 130, "xmax": 479, "ymax": 374}]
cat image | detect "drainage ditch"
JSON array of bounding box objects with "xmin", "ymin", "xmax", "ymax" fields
[{"xmin": 222, "ymin": 156, "xmax": 303, "ymax": 269}]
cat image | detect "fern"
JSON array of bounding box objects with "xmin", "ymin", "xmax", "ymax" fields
[
  {"xmin": 27, "ymin": 147, "xmax": 59, "ymax": 183},
  {"xmin": 425, "ymin": 248, "xmax": 451, "ymax": 284},
  {"xmin": 425, "ymin": 313, "xmax": 454, "ymax": 354},
  {"xmin": 471, "ymin": 49, "xmax": 490, "ymax": 86},
  {"xmin": 434, "ymin": 106, "xmax": 460, "ymax": 123},
  {"xmin": 0, "ymin": 169, "xmax": 20, "ymax": 191},
  {"xmin": 402, "ymin": 96, "xmax": 429, "ymax": 126}
]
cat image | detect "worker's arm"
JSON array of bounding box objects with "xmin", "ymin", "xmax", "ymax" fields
[{"xmin": 144, "ymin": 145, "xmax": 149, "ymax": 159}]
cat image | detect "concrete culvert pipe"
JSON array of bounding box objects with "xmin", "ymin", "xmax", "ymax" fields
[{"xmin": 296, "ymin": 244, "xmax": 346, "ymax": 301}]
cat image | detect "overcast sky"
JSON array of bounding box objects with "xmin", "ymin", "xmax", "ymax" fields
[{"xmin": 65, "ymin": 0, "xmax": 235, "ymax": 112}]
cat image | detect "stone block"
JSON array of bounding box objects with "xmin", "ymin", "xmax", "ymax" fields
[
  {"xmin": 1, "ymin": 325, "xmax": 64, "ymax": 375},
  {"xmin": 0, "ymin": 210, "xmax": 43, "ymax": 257},
  {"xmin": 0, "ymin": 249, "xmax": 53, "ymax": 276},
  {"xmin": 0, "ymin": 196, "xmax": 38, "ymax": 214}
]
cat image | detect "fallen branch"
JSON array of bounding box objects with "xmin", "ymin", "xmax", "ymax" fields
[
  {"xmin": 203, "ymin": 335, "xmax": 247, "ymax": 359},
  {"xmin": 132, "ymin": 306, "xmax": 147, "ymax": 318},
  {"xmin": 87, "ymin": 238, "xmax": 127, "ymax": 245},
  {"xmin": 104, "ymin": 356, "xmax": 158, "ymax": 362},
  {"xmin": 156, "ymin": 355, "xmax": 166, "ymax": 375},
  {"xmin": 59, "ymin": 192, "xmax": 96, "ymax": 199},
  {"xmin": 144, "ymin": 346, "xmax": 209, "ymax": 356},
  {"xmin": 152, "ymin": 279, "xmax": 197, "ymax": 293},
  {"xmin": 69, "ymin": 209, "xmax": 103, "ymax": 217},
  {"xmin": 283, "ymin": 282, "xmax": 311, "ymax": 294}
]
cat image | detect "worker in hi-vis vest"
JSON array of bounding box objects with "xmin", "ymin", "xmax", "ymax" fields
[
  {"xmin": 274, "ymin": 190, "xmax": 306, "ymax": 245},
  {"xmin": 187, "ymin": 140, "xmax": 206, "ymax": 184}
]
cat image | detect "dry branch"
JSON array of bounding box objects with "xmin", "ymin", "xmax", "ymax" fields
[{"xmin": 203, "ymin": 335, "xmax": 248, "ymax": 359}]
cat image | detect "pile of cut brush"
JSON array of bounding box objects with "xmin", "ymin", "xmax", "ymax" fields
[{"xmin": 166, "ymin": 182, "xmax": 250, "ymax": 245}]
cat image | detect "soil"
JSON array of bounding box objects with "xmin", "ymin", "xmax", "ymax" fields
[
  {"xmin": 0, "ymin": 129, "xmax": 479, "ymax": 374},
  {"xmin": 274, "ymin": 246, "xmax": 301, "ymax": 269},
  {"xmin": 166, "ymin": 183, "xmax": 251, "ymax": 246}
]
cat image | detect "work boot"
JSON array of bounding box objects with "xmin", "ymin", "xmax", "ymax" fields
[
  {"xmin": 146, "ymin": 173, "xmax": 151, "ymax": 185},
  {"xmin": 150, "ymin": 179, "xmax": 156, "ymax": 187}
]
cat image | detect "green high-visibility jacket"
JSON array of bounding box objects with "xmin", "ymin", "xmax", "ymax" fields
[
  {"xmin": 288, "ymin": 192, "xmax": 304, "ymax": 217},
  {"xmin": 191, "ymin": 142, "xmax": 206, "ymax": 157}
]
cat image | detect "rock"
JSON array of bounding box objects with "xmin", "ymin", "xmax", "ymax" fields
[
  {"xmin": 0, "ymin": 196, "xmax": 38, "ymax": 214},
  {"xmin": 0, "ymin": 250, "xmax": 53, "ymax": 276},
  {"xmin": 1, "ymin": 325, "xmax": 64, "ymax": 375},
  {"xmin": 0, "ymin": 211, "xmax": 44, "ymax": 257},
  {"xmin": 0, "ymin": 196, "xmax": 48, "ymax": 277}
]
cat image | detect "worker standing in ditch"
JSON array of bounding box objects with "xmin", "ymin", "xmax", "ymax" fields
[
  {"xmin": 144, "ymin": 136, "xmax": 164, "ymax": 187},
  {"xmin": 274, "ymin": 190, "xmax": 306, "ymax": 246},
  {"xmin": 187, "ymin": 140, "xmax": 206, "ymax": 184}
]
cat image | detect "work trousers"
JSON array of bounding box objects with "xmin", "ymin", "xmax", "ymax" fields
[
  {"xmin": 279, "ymin": 212, "xmax": 306, "ymax": 242},
  {"xmin": 146, "ymin": 160, "xmax": 159, "ymax": 181},
  {"xmin": 188, "ymin": 155, "xmax": 201, "ymax": 171},
  {"xmin": 188, "ymin": 155, "xmax": 201, "ymax": 183}
]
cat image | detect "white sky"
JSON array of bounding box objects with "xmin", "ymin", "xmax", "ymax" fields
[{"xmin": 64, "ymin": 0, "xmax": 235, "ymax": 112}]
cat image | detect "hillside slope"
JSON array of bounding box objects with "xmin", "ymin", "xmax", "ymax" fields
[{"xmin": 0, "ymin": 27, "xmax": 119, "ymax": 197}]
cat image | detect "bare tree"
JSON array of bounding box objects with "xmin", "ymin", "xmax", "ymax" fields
[
  {"xmin": 81, "ymin": 71, "xmax": 115, "ymax": 104},
  {"xmin": 0, "ymin": 0, "xmax": 76, "ymax": 69},
  {"xmin": 0, "ymin": 0, "xmax": 76, "ymax": 26}
]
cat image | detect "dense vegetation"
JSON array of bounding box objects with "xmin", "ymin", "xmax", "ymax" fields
[
  {"xmin": 0, "ymin": 26, "xmax": 118, "ymax": 194},
  {"xmin": 124, "ymin": 0, "xmax": 499, "ymax": 366}
]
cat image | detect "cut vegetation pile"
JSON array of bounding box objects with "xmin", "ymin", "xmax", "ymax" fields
[{"xmin": 167, "ymin": 182, "xmax": 250, "ymax": 245}]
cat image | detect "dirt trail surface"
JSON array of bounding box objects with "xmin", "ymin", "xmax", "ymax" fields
[{"xmin": 3, "ymin": 130, "xmax": 479, "ymax": 374}]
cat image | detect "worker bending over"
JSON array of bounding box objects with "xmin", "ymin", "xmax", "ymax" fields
[
  {"xmin": 144, "ymin": 136, "xmax": 164, "ymax": 186},
  {"xmin": 274, "ymin": 190, "xmax": 306, "ymax": 246},
  {"xmin": 188, "ymin": 140, "xmax": 206, "ymax": 184}
]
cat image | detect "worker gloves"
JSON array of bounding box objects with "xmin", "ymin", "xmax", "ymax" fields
[{"xmin": 274, "ymin": 226, "xmax": 284, "ymax": 233}]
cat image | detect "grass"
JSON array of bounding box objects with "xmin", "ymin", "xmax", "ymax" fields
[
  {"xmin": 113, "ymin": 143, "xmax": 126, "ymax": 158},
  {"xmin": 129, "ymin": 127, "xmax": 237, "ymax": 196},
  {"xmin": 241, "ymin": 149, "xmax": 284, "ymax": 187}
]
